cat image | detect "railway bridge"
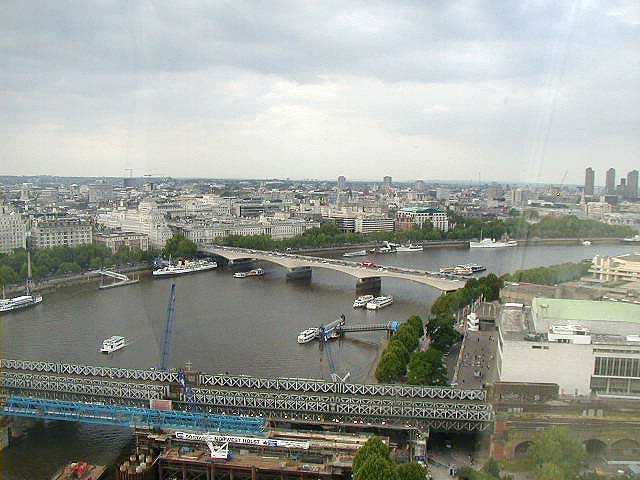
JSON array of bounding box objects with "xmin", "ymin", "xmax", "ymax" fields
[
  {"xmin": 0, "ymin": 359, "xmax": 492, "ymax": 433},
  {"xmin": 200, "ymin": 246, "xmax": 463, "ymax": 294}
]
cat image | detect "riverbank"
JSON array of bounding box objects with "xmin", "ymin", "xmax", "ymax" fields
[
  {"xmin": 293, "ymin": 237, "xmax": 628, "ymax": 255},
  {"xmin": 3, "ymin": 263, "xmax": 152, "ymax": 296}
]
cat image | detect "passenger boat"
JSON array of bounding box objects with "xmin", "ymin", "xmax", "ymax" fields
[
  {"xmin": 582, "ymin": 240, "xmax": 592, "ymax": 246},
  {"xmin": 0, "ymin": 294, "xmax": 43, "ymax": 313},
  {"xmin": 152, "ymin": 259, "xmax": 217, "ymax": 277},
  {"xmin": 469, "ymin": 238, "xmax": 517, "ymax": 248},
  {"xmin": 51, "ymin": 462, "xmax": 106, "ymax": 480},
  {"xmin": 353, "ymin": 295, "xmax": 375, "ymax": 308},
  {"xmin": 456, "ymin": 263, "xmax": 486, "ymax": 273},
  {"xmin": 395, "ymin": 244, "xmax": 422, "ymax": 252},
  {"xmin": 623, "ymin": 234, "xmax": 640, "ymax": 243},
  {"xmin": 366, "ymin": 295, "xmax": 394, "ymax": 310},
  {"xmin": 100, "ymin": 335, "xmax": 126, "ymax": 354},
  {"xmin": 297, "ymin": 328, "xmax": 319, "ymax": 344},
  {"xmin": 343, "ymin": 250, "xmax": 367, "ymax": 257},
  {"xmin": 234, "ymin": 268, "xmax": 265, "ymax": 278}
]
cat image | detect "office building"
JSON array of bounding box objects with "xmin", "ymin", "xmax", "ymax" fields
[
  {"xmin": 627, "ymin": 170, "xmax": 639, "ymax": 200},
  {"xmin": 337, "ymin": 176, "xmax": 347, "ymax": 191},
  {"xmin": 383, "ymin": 176, "xmax": 392, "ymax": 187},
  {"xmin": 0, "ymin": 204, "xmax": 26, "ymax": 254},
  {"xmin": 95, "ymin": 232, "xmax": 149, "ymax": 254},
  {"xmin": 497, "ymin": 299, "xmax": 640, "ymax": 396},
  {"xmin": 31, "ymin": 217, "xmax": 93, "ymax": 249},
  {"xmin": 88, "ymin": 183, "xmax": 114, "ymax": 204},
  {"xmin": 414, "ymin": 180, "xmax": 426, "ymax": 192},
  {"xmin": 97, "ymin": 199, "xmax": 173, "ymax": 248},
  {"xmin": 584, "ymin": 167, "xmax": 595, "ymax": 196},
  {"xmin": 606, "ymin": 168, "xmax": 616, "ymax": 195},
  {"xmin": 396, "ymin": 207, "xmax": 449, "ymax": 232}
]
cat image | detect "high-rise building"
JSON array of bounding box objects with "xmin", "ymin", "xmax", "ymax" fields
[
  {"xmin": 337, "ymin": 176, "xmax": 346, "ymax": 191},
  {"xmin": 383, "ymin": 176, "xmax": 392, "ymax": 187},
  {"xmin": 605, "ymin": 168, "xmax": 616, "ymax": 195},
  {"xmin": 584, "ymin": 167, "xmax": 595, "ymax": 196},
  {"xmin": 626, "ymin": 170, "xmax": 639, "ymax": 200},
  {"xmin": 414, "ymin": 180, "xmax": 425, "ymax": 192}
]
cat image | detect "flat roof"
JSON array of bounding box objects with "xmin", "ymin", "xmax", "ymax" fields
[{"xmin": 532, "ymin": 297, "xmax": 640, "ymax": 325}]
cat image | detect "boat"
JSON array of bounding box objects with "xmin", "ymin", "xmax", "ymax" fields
[
  {"xmin": 469, "ymin": 238, "xmax": 518, "ymax": 248},
  {"xmin": 152, "ymin": 259, "xmax": 217, "ymax": 277},
  {"xmin": 582, "ymin": 240, "xmax": 592, "ymax": 246},
  {"xmin": 100, "ymin": 335, "xmax": 126, "ymax": 354},
  {"xmin": 51, "ymin": 462, "xmax": 106, "ymax": 480},
  {"xmin": 234, "ymin": 268, "xmax": 264, "ymax": 278},
  {"xmin": 297, "ymin": 328, "xmax": 319, "ymax": 344},
  {"xmin": 395, "ymin": 244, "xmax": 423, "ymax": 252},
  {"xmin": 457, "ymin": 263, "xmax": 486, "ymax": 273},
  {"xmin": 369, "ymin": 245, "xmax": 395, "ymax": 254},
  {"xmin": 623, "ymin": 235, "xmax": 640, "ymax": 243},
  {"xmin": 366, "ymin": 295, "xmax": 394, "ymax": 310},
  {"xmin": 343, "ymin": 250, "xmax": 367, "ymax": 257},
  {"xmin": 0, "ymin": 294, "xmax": 43, "ymax": 313},
  {"xmin": 353, "ymin": 294, "xmax": 375, "ymax": 308}
]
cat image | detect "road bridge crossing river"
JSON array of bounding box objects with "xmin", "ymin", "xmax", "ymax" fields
[{"xmin": 201, "ymin": 246, "xmax": 464, "ymax": 292}]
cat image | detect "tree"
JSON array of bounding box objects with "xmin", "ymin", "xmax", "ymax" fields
[
  {"xmin": 162, "ymin": 234, "xmax": 198, "ymax": 259},
  {"xmin": 528, "ymin": 427, "xmax": 586, "ymax": 480},
  {"xmin": 407, "ymin": 349, "xmax": 448, "ymax": 386},
  {"xmin": 352, "ymin": 437, "xmax": 391, "ymax": 474},
  {"xmin": 354, "ymin": 456, "xmax": 397, "ymax": 480},
  {"xmin": 482, "ymin": 458, "xmax": 501, "ymax": 478},
  {"xmin": 396, "ymin": 462, "xmax": 429, "ymax": 480},
  {"xmin": 57, "ymin": 262, "xmax": 81, "ymax": 274}
]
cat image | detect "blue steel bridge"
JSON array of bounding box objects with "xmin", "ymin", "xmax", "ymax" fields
[{"xmin": 0, "ymin": 359, "xmax": 493, "ymax": 433}]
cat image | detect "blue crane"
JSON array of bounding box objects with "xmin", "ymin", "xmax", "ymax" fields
[
  {"xmin": 159, "ymin": 283, "xmax": 177, "ymax": 371},
  {"xmin": 158, "ymin": 283, "xmax": 198, "ymax": 412},
  {"xmin": 319, "ymin": 325, "xmax": 350, "ymax": 383}
]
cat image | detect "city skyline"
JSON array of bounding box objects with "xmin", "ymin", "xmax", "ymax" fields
[{"xmin": 1, "ymin": 2, "xmax": 639, "ymax": 183}]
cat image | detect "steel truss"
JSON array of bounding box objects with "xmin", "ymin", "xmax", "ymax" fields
[
  {"xmin": 2, "ymin": 396, "xmax": 266, "ymax": 434},
  {"xmin": 1, "ymin": 358, "xmax": 485, "ymax": 401}
]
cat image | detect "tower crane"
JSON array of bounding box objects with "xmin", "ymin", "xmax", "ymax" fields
[{"xmin": 158, "ymin": 283, "xmax": 198, "ymax": 411}]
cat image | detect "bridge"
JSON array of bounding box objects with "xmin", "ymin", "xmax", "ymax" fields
[
  {"xmin": 200, "ymin": 246, "xmax": 464, "ymax": 293},
  {"xmin": 0, "ymin": 359, "xmax": 493, "ymax": 432}
]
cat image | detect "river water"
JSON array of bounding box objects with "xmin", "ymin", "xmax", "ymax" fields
[{"xmin": 1, "ymin": 243, "xmax": 637, "ymax": 479}]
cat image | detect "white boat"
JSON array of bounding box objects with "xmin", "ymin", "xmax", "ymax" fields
[
  {"xmin": 152, "ymin": 259, "xmax": 217, "ymax": 277},
  {"xmin": 582, "ymin": 240, "xmax": 592, "ymax": 246},
  {"xmin": 366, "ymin": 295, "xmax": 394, "ymax": 310},
  {"xmin": 343, "ymin": 250, "xmax": 367, "ymax": 257},
  {"xmin": 100, "ymin": 335, "xmax": 126, "ymax": 354},
  {"xmin": 469, "ymin": 238, "xmax": 518, "ymax": 248},
  {"xmin": 0, "ymin": 294, "xmax": 43, "ymax": 313},
  {"xmin": 353, "ymin": 295, "xmax": 374, "ymax": 308},
  {"xmin": 623, "ymin": 235, "xmax": 640, "ymax": 243},
  {"xmin": 395, "ymin": 244, "xmax": 422, "ymax": 252},
  {"xmin": 297, "ymin": 328, "xmax": 319, "ymax": 344},
  {"xmin": 459, "ymin": 263, "xmax": 486, "ymax": 273},
  {"xmin": 234, "ymin": 268, "xmax": 265, "ymax": 278}
]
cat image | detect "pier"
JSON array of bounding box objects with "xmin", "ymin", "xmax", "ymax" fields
[{"xmin": 96, "ymin": 269, "xmax": 140, "ymax": 289}]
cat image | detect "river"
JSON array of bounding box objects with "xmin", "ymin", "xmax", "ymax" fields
[{"xmin": 1, "ymin": 243, "xmax": 637, "ymax": 479}]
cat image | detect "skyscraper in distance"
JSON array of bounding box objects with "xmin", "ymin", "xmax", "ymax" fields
[
  {"xmin": 584, "ymin": 167, "xmax": 594, "ymax": 196},
  {"xmin": 627, "ymin": 170, "xmax": 639, "ymax": 200},
  {"xmin": 383, "ymin": 176, "xmax": 392, "ymax": 187},
  {"xmin": 337, "ymin": 175, "xmax": 346, "ymax": 191},
  {"xmin": 606, "ymin": 168, "xmax": 616, "ymax": 195}
]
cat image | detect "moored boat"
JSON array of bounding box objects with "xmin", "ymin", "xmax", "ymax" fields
[
  {"xmin": 0, "ymin": 294, "xmax": 43, "ymax": 313},
  {"xmin": 297, "ymin": 328, "xmax": 319, "ymax": 344},
  {"xmin": 623, "ymin": 235, "xmax": 640, "ymax": 243},
  {"xmin": 343, "ymin": 250, "xmax": 367, "ymax": 257},
  {"xmin": 366, "ymin": 295, "xmax": 394, "ymax": 310},
  {"xmin": 353, "ymin": 294, "xmax": 374, "ymax": 308},
  {"xmin": 153, "ymin": 259, "xmax": 217, "ymax": 277},
  {"xmin": 395, "ymin": 244, "xmax": 422, "ymax": 252},
  {"xmin": 469, "ymin": 238, "xmax": 517, "ymax": 248}
]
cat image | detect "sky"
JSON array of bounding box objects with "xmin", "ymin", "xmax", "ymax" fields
[{"xmin": 1, "ymin": 1, "xmax": 639, "ymax": 184}]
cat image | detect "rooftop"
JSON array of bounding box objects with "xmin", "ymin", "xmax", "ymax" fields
[{"xmin": 532, "ymin": 297, "xmax": 640, "ymax": 325}]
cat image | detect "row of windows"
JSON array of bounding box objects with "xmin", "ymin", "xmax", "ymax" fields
[
  {"xmin": 594, "ymin": 356, "xmax": 640, "ymax": 378},
  {"xmin": 591, "ymin": 376, "xmax": 640, "ymax": 395}
]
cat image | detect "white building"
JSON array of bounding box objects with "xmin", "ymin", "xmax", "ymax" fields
[
  {"xmin": 88, "ymin": 183, "xmax": 114, "ymax": 204},
  {"xmin": 497, "ymin": 298, "xmax": 640, "ymax": 397},
  {"xmin": 354, "ymin": 216, "xmax": 395, "ymax": 234},
  {"xmin": 178, "ymin": 219, "xmax": 320, "ymax": 245},
  {"xmin": 97, "ymin": 199, "xmax": 173, "ymax": 248},
  {"xmin": 31, "ymin": 217, "xmax": 93, "ymax": 249},
  {"xmin": 589, "ymin": 253, "xmax": 640, "ymax": 283},
  {"xmin": 0, "ymin": 204, "xmax": 26, "ymax": 254},
  {"xmin": 396, "ymin": 207, "xmax": 449, "ymax": 232}
]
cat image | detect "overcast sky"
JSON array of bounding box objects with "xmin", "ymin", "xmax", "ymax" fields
[{"xmin": 1, "ymin": 1, "xmax": 639, "ymax": 184}]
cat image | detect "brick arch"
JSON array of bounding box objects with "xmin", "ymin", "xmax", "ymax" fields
[
  {"xmin": 584, "ymin": 439, "xmax": 607, "ymax": 457},
  {"xmin": 514, "ymin": 441, "xmax": 533, "ymax": 459}
]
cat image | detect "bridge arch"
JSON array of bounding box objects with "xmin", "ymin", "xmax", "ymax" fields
[
  {"xmin": 584, "ymin": 439, "xmax": 607, "ymax": 457},
  {"xmin": 514, "ymin": 441, "xmax": 533, "ymax": 459}
]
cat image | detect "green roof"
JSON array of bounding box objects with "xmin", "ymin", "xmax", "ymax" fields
[{"xmin": 532, "ymin": 297, "xmax": 640, "ymax": 324}]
